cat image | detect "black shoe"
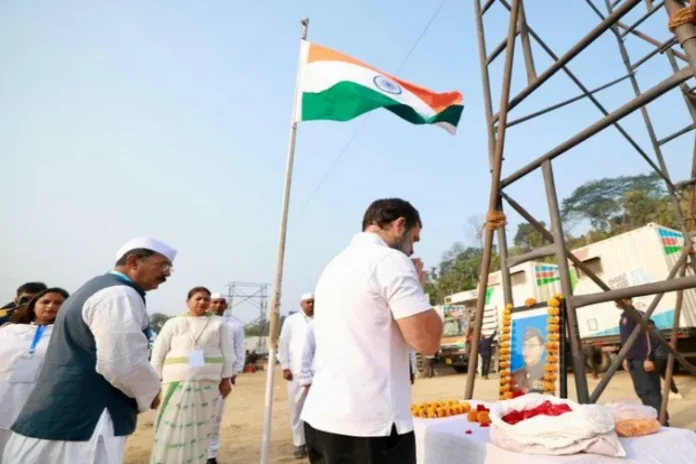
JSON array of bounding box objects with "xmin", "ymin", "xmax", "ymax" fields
[
  {"xmin": 293, "ymin": 445, "xmax": 308, "ymax": 459},
  {"xmin": 207, "ymin": 459, "xmax": 218, "ymax": 464}
]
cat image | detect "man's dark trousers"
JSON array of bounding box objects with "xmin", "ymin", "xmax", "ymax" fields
[
  {"xmin": 627, "ymin": 359, "xmax": 668, "ymax": 423},
  {"xmin": 481, "ymin": 354, "xmax": 492, "ymax": 378},
  {"xmin": 304, "ymin": 423, "xmax": 416, "ymax": 464}
]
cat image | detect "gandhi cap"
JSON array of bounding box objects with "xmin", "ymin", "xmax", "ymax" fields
[{"xmin": 116, "ymin": 237, "xmax": 177, "ymax": 262}]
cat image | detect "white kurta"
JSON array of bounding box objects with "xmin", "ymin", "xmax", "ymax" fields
[
  {"xmin": 297, "ymin": 320, "xmax": 316, "ymax": 387},
  {"xmin": 278, "ymin": 311, "xmax": 312, "ymax": 447},
  {"xmin": 208, "ymin": 315, "xmax": 246, "ymax": 459},
  {"xmin": 0, "ymin": 324, "xmax": 54, "ymax": 458},
  {"xmin": 2, "ymin": 284, "xmax": 161, "ymax": 464},
  {"xmin": 149, "ymin": 315, "xmax": 235, "ymax": 383}
]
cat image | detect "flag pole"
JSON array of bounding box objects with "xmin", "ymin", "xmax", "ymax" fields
[{"xmin": 260, "ymin": 17, "xmax": 309, "ymax": 464}]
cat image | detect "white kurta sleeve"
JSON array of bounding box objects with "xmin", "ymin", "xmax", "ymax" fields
[
  {"xmin": 150, "ymin": 319, "xmax": 174, "ymax": 378},
  {"xmin": 219, "ymin": 321, "xmax": 236, "ymax": 379},
  {"xmin": 278, "ymin": 316, "xmax": 291, "ymax": 370},
  {"xmin": 83, "ymin": 287, "xmax": 161, "ymax": 413},
  {"xmin": 297, "ymin": 321, "xmax": 316, "ymax": 386},
  {"xmin": 233, "ymin": 322, "xmax": 245, "ymax": 375}
]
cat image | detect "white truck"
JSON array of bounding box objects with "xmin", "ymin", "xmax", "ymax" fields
[{"xmin": 571, "ymin": 223, "xmax": 696, "ymax": 371}]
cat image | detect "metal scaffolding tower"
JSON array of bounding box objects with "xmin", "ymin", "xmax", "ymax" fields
[
  {"xmin": 467, "ymin": 0, "xmax": 696, "ymax": 423},
  {"xmin": 226, "ymin": 281, "xmax": 270, "ymax": 352}
]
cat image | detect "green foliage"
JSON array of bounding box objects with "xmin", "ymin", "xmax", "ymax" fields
[
  {"xmin": 513, "ymin": 221, "xmax": 547, "ymax": 252},
  {"xmin": 560, "ymin": 172, "xmax": 667, "ymax": 230},
  {"xmin": 149, "ymin": 312, "xmax": 170, "ymax": 334},
  {"xmin": 426, "ymin": 242, "xmax": 500, "ymax": 305}
]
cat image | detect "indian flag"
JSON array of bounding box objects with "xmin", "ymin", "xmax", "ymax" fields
[{"xmin": 295, "ymin": 40, "xmax": 464, "ymax": 135}]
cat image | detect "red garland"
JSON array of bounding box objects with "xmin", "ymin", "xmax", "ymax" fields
[{"xmin": 501, "ymin": 400, "xmax": 572, "ymax": 425}]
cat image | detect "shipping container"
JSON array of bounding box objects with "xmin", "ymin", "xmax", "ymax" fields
[{"xmin": 571, "ymin": 223, "xmax": 696, "ymax": 340}]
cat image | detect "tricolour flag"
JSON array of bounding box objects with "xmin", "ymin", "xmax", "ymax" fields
[{"xmin": 295, "ymin": 41, "xmax": 464, "ymax": 135}]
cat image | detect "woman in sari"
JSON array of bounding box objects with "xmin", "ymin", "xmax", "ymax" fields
[
  {"xmin": 150, "ymin": 286, "xmax": 235, "ymax": 464},
  {"xmin": 0, "ymin": 287, "xmax": 69, "ymax": 457}
]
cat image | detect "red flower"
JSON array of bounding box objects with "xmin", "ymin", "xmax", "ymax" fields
[{"xmin": 501, "ymin": 400, "xmax": 572, "ymax": 425}]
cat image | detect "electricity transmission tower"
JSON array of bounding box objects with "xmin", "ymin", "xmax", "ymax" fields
[
  {"xmin": 467, "ymin": 0, "xmax": 696, "ymax": 424},
  {"xmin": 226, "ymin": 281, "xmax": 270, "ymax": 353}
]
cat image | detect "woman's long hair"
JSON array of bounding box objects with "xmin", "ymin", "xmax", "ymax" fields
[{"xmin": 11, "ymin": 287, "xmax": 70, "ymax": 325}]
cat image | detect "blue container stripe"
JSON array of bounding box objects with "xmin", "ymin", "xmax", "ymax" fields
[{"xmin": 658, "ymin": 228, "xmax": 682, "ymax": 239}]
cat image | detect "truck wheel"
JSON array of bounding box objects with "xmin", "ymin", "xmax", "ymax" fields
[{"xmin": 598, "ymin": 351, "xmax": 611, "ymax": 373}]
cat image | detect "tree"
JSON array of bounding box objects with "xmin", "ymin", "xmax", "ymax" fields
[
  {"xmin": 150, "ymin": 312, "xmax": 170, "ymax": 334},
  {"xmin": 426, "ymin": 242, "xmax": 500, "ymax": 304},
  {"xmin": 561, "ymin": 173, "xmax": 664, "ymax": 230},
  {"xmin": 623, "ymin": 190, "xmax": 678, "ymax": 230},
  {"xmin": 513, "ymin": 222, "xmax": 547, "ymax": 252}
]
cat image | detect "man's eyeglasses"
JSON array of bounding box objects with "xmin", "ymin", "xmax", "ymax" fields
[{"xmin": 142, "ymin": 258, "xmax": 173, "ymax": 271}]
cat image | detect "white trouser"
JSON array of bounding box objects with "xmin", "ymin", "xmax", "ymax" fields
[
  {"xmin": 2, "ymin": 410, "xmax": 125, "ymax": 464},
  {"xmin": 0, "ymin": 429, "xmax": 11, "ymax": 463},
  {"xmin": 208, "ymin": 394, "xmax": 225, "ymax": 459},
  {"xmin": 287, "ymin": 379, "xmax": 306, "ymax": 447}
]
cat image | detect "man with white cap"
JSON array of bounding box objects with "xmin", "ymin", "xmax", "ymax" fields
[
  {"xmin": 4, "ymin": 237, "xmax": 176, "ymax": 464},
  {"xmin": 278, "ymin": 292, "xmax": 314, "ymax": 459},
  {"xmin": 207, "ymin": 292, "xmax": 245, "ymax": 464}
]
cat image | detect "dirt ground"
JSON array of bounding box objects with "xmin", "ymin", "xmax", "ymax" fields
[{"xmin": 124, "ymin": 365, "xmax": 696, "ymax": 463}]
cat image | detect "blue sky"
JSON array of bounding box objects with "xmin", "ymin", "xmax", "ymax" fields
[{"xmin": 1, "ymin": 1, "xmax": 693, "ymax": 323}]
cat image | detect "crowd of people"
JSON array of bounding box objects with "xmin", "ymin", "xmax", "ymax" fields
[
  {"xmin": 0, "ymin": 237, "xmax": 250, "ymax": 464},
  {"xmin": 0, "ymin": 198, "xmax": 442, "ymax": 464},
  {"xmin": 0, "ymin": 196, "xmax": 682, "ymax": 464}
]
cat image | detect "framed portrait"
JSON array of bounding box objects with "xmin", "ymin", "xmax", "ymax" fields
[{"xmin": 499, "ymin": 301, "xmax": 562, "ymax": 398}]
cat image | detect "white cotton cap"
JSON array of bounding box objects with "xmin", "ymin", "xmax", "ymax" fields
[
  {"xmin": 210, "ymin": 293, "xmax": 226, "ymax": 300},
  {"xmin": 300, "ymin": 292, "xmax": 314, "ymax": 302},
  {"xmin": 116, "ymin": 237, "xmax": 177, "ymax": 262}
]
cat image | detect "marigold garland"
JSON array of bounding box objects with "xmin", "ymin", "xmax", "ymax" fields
[
  {"xmin": 498, "ymin": 295, "xmax": 563, "ymax": 399},
  {"xmin": 544, "ymin": 293, "xmax": 563, "ymax": 396},
  {"xmin": 498, "ymin": 304, "xmax": 514, "ymax": 400}
]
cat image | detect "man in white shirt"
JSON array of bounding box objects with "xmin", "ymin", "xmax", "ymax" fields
[
  {"xmin": 278, "ymin": 293, "xmax": 314, "ymax": 459},
  {"xmin": 301, "ymin": 198, "xmax": 443, "ymax": 464},
  {"xmin": 4, "ymin": 237, "xmax": 175, "ymax": 464},
  {"xmin": 207, "ymin": 292, "xmax": 246, "ymax": 464}
]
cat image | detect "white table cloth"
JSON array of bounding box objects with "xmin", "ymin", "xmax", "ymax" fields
[{"xmin": 414, "ymin": 412, "xmax": 696, "ymax": 463}]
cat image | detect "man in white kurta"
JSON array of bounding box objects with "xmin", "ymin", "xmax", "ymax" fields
[
  {"xmin": 278, "ymin": 293, "xmax": 314, "ymax": 459},
  {"xmin": 207, "ymin": 292, "xmax": 246, "ymax": 464},
  {"xmin": 3, "ymin": 237, "xmax": 176, "ymax": 464},
  {"xmin": 297, "ymin": 319, "xmax": 316, "ymax": 389}
]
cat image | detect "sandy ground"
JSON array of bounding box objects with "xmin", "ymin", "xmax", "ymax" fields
[{"xmin": 125, "ymin": 365, "xmax": 696, "ymax": 463}]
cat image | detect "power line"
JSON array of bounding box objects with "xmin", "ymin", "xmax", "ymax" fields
[{"xmin": 295, "ymin": 0, "xmax": 450, "ymax": 218}]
